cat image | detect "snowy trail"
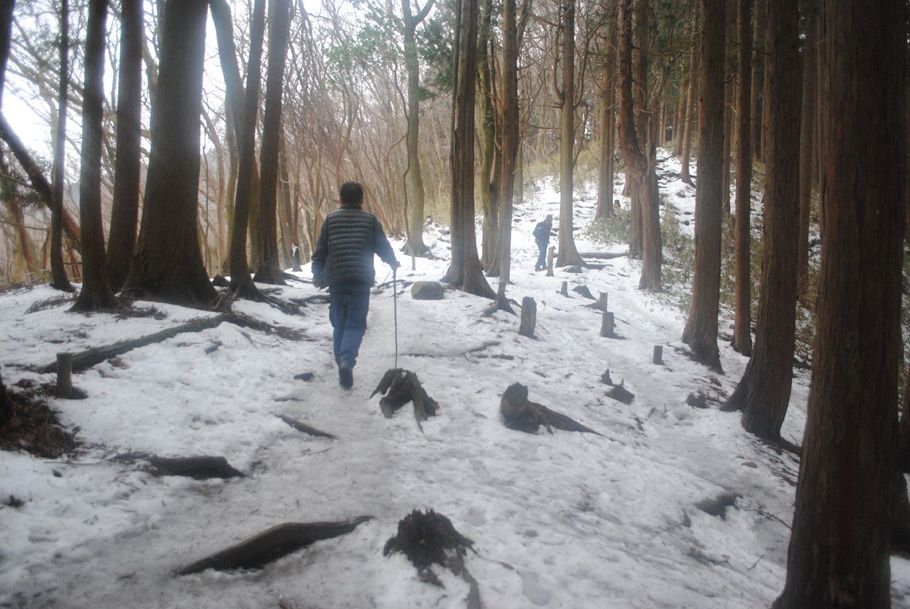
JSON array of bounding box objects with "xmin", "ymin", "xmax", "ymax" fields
[{"xmin": 2, "ymin": 156, "xmax": 909, "ymax": 608}]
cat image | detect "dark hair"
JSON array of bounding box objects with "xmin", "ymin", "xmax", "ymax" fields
[{"xmin": 339, "ymin": 182, "xmax": 364, "ymax": 207}]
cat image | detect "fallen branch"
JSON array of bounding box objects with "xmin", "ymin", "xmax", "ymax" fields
[
  {"xmin": 578, "ymin": 251, "xmax": 628, "ymax": 260},
  {"xmin": 500, "ymin": 383, "xmax": 601, "ymax": 435},
  {"xmin": 177, "ymin": 517, "xmax": 371, "ymax": 575},
  {"xmin": 276, "ymin": 414, "xmax": 337, "ymax": 439}
]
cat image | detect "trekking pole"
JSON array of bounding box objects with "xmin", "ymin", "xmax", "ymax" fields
[{"xmin": 393, "ymin": 266, "xmax": 399, "ymax": 368}]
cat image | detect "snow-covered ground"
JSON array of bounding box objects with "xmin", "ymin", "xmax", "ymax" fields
[{"xmin": 2, "ymin": 155, "xmax": 909, "ymax": 609}]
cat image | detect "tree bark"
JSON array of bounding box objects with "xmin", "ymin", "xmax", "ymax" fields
[
  {"xmin": 107, "ymin": 0, "xmax": 143, "ymax": 291},
  {"xmin": 595, "ymin": 0, "xmax": 618, "ymax": 220},
  {"xmin": 679, "ymin": 20, "xmax": 698, "ymax": 184},
  {"xmin": 254, "ymin": 0, "xmax": 292, "ymax": 285},
  {"xmin": 555, "ymin": 0, "xmax": 585, "ymax": 267},
  {"xmin": 492, "ymin": 0, "xmax": 519, "ymax": 312},
  {"xmin": 731, "ymin": 0, "xmax": 752, "ymax": 355},
  {"xmin": 72, "ymin": 0, "xmax": 116, "ymax": 311},
  {"xmin": 796, "ymin": 0, "xmax": 817, "ymax": 296},
  {"xmin": 773, "ymin": 1, "xmax": 905, "ymax": 606},
  {"xmin": 750, "ymin": 0, "xmax": 764, "ymax": 161},
  {"xmin": 49, "ymin": 0, "xmax": 73, "ymax": 291},
  {"xmin": 723, "ymin": 0, "xmax": 801, "ymax": 441},
  {"xmin": 681, "ymin": 0, "xmax": 725, "ymax": 371},
  {"xmin": 227, "ymin": 0, "xmax": 266, "ymax": 297},
  {"xmin": 442, "ymin": 0, "xmax": 494, "ymax": 298},
  {"xmin": 124, "ymin": 0, "xmax": 216, "ymax": 306},
  {"xmin": 402, "ymin": 0, "xmax": 435, "ymax": 257},
  {"xmin": 478, "ymin": 0, "xmax": 498, "ymax": 271}
]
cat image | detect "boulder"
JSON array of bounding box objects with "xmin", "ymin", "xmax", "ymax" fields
[{"xmin": 411, "ymin": 281, "xmax": 445, "ymax": 300}]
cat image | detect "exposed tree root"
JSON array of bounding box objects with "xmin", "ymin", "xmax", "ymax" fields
[
  {"xmin": 177, "ymin": 516, "xmax": 371, "ymax": 575},
  {"xmin": 384, "ymin": 510, "xmax": 483, "ymax": 609},
  {"xmin": 372, "ymin": 369, "xmax": 439, "ymax": 430},
  {"xmin": 149, "ymin": 455, "xmax": 245, "ymax": 479},
  {"xmin": 276, "ymin": 414, "xmax": 337, "ymax": 439},
  {"xmin": 500, "ymin": 383, "xmax": 601, "ymax": 435}
]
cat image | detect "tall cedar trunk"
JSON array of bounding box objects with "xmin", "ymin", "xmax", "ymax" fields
[
  {"xmin": 555, "ymin": 0, "xmax": 584, "ymax": 267},
  {"xmin": 72, "ymin": 0, "xmax": 115, "ymax": 311},
  {"xmin": 210, "ymin": 0, "xmax": 262, "ymax": 278},
  {"xmin": 49, "ymin": 0, "xmax": 73, "ymax": 291},
  {"xmin": 723, "ymin": 0, "xmax": 800, "ymax": 439},
  {"xmin": 107, "ymin": 0, "xmax": 142, "ymax": 291},
  {"xmin": 595, "ymin": 0, "xmax": 618, "ymax": 220},
  {"xmin": 227, "ymin": 0, "xmax": 266, "ymax": 296},
  {"xmin": 773, "ymin": 0, "xmax": 905, "ymax": 605},
  {"xmin": 478, "ymin": 0, "xmax": 497, "ymax": 270},
  {"xmin": 492, "ymin": 0, "xmax": 518, "ymax": 311},
  {"xmin": 276, "ymin": 146, "xmax": 294, "ymax": 270},
  {"xmin": 442, "ymin": 0, "xmax": 494, "ymax": 298},
  {"xmin": 253, "ymin": 0, "xmax": 292, "ymax": 284},
  {"xmin": 900, "ymin": 362, "xmax": 910, "ymax": 471},
  {"xmin": 626, "ymin": 1, "xmax": 646, "ymax": 260},
  {"xmin": 731, "ymin": 0, "xmax": 752, "ymax": 355},
  {"xmin": 750, "ymin": 0, "xmax": 764, "ymax": 161},
  {"xmin": 636, "ymin": 0, "xmax": 661, "ymax": 289},
  {"xmin": 679, "ymin": 28, "xmax": 698, "ymax": 183},
  {"xmin": 681, "ymin": 0, "xmax": 725, "ymax": 371},
  {"xmin": 796, "ymin": 0, "xmax": 816, "ymax": 296},
  {"xmin": 814, "ymin": 4, "xmax": 827, "ymax": 237},
  {"xmin": 124, "ymin": 0, "xmax": 216, "ymax": 305},
  {"xmin": 402, "ymin": 0, "xmax": 434, "ymax": 257},
  {"xmin": 721, "ymin": 78, "xmax": 732, "ymax": 215}
]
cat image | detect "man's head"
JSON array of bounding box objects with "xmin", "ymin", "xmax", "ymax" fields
[
  {"xmin": 545, "ymin": 214, "xmax": 553, "ymax": 223},
  {"xmin": 339, "ymin": 182, "xmax": 364, "ymax": 208}
]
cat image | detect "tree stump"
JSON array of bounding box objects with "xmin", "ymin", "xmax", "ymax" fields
[
  {"xmin": 598, "ymin": 291, "xmax": 608, "ymax": 312},
  {"xmin": 600, "ymin": 311, "xmax": 615, "ymax": 338},
  {"xmin": 652, "ymin": 345, "xmax": 664, "ymax": 365},
  {"xmin": 500, "ymin": 383, "xmax": 601, "ymax": 435},
  {"xmin": 371, "ymin": 369, "xmax": 439, "ymax": 425},
  {"xmin": 560, "ymin": 281, "xmax": 568, "ymax": 297},
  {"xmin": 518, "ymin": 297, "xmax": 536, "ymax": 338},
  {"xmin": 546, "ymin": 246, "xmax": 555, "ymax": 276},
  {"xmin": 0, "ymin": 370, "xmax": 9, "ymax": 429},
  {"xmin": 55, "ymin": 353, "xmax": 73, "ymax": 398},
  {"xmin": 177, "ymin": 517, "xmax": 371, "ymax": 575}
]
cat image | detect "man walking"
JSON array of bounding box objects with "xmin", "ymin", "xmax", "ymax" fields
[
  {"xmin": 312, "ymin": 182, "xmax": 399, "ymax": 388},
  {"xmin": 533, "ymin": 215, "xmax": 553, "ymax": 271}
]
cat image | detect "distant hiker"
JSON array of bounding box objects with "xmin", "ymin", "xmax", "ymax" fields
[
  {"xmin": 291, "ymin": 243, "xmax": 301, "ymax": 272},
  {"xmin": 533, "ymin": 215, "xmax": 554, "ymax": 271},
  {"xmin": 312, "ymin": 182, "xmax": 399, "ymax": 389}
]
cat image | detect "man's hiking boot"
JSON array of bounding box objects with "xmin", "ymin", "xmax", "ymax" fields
[{"xmin": 338, "ymin": 362, "xmax": 354, "ymax": 389}]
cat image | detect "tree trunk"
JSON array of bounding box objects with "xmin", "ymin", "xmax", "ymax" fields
[
  {"xmin": 492, "ymin": 0, "xmax": 519, "ymax": 311},
  {"xmin": 797, "ymin": 0, "xmax": 817, "ymax": 296},
  {"xmin": 0, "ymin": 0, "xmax": 10, "ymax": 107},
  {"xmin": 107, "ymin": 0, "xmax": 143, "ymax": 292},
  {"xmin": 442, "ymin": 0, "xmax": 494, "ymax": 298},
  {"xmin": 478, "ymin": 0, "xmax": 497, "ymax": 271},
  {"xmin": 680, "ymin": 22, "xmax": 698, "ymax": 184},
  {"xmin": 254, "ymin": 0, "xmax": 292, "ymax": 285},
  {"xmin": 402, "ymin": 0, "xmax": 435, "ymax": 257},
  {"xmin": 595, "ymin": 0, "xmax": 618, "ymax": 220},
  {"xmin": 49, "ymin": 0, "xmax": 73, "ymax": 291},
  {"xmin": 72, "ymin": 0, "xmax": 116, "ymax": 311},
  {"xmin": 750, "ymin": 0, "xmax": 764, "ymax": 161},
  {"xmin": 681, "ymin": 0, "xmax": 725, "ymax": 371},
  {"xmin": 731, "ymin": 0, "xmax": 752, "ymax": 356},
  {"xmin": 227, "ymin": 0, "xmax": 266, "ymax": 296},
  {"xmin": 900, "ymin": 361, "xmax": 910, "ymax": 471},
  {"xmin": 773, "ymin": 1, "xmax": 904, "ymax": 606},
  {"xmin": 555, "ymin": 0, "xmax": 585, "ymax": 267},
  {"xmin": 125, "ymin": 0, "xmax": 216, "ymax": 306},
  {"xmin": 724, "ymin": 0, "xmax": 801, "ymax": 440}
]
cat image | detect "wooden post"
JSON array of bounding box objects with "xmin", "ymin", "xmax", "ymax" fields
[
  {"xmin": 600, "ymin": 311, "xmax": 615, "ymax": 338},
  {"xmin": 652, "ymin": 345, "xmax": 664, "ymax": 365},
  {"xmin": 546, "ymin": 246, "xmax": 555, "ymax": 276},
  {"xmin": 519, "ymin": 296, "xmax": 537, "ymax": 338},
  {"xmin": 560, "ymin": 281, "xmax": 568, "ymax": 297},
  {"xmin": 598, "ymin": 291, "xmax": 608, "ymax": 311},
  {"xmin": 56, "ymin": 352, "xmax": 73, "ymax": 398}
]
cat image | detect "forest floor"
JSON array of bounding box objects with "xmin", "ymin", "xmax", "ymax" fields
[{"xmin": 2, "ymin": 152, "xmax": 909, "ymax": 609}]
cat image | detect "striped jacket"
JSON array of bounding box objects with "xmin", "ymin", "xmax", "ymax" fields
[{"xmin": 311, "ymin": 206, "xmax": 398, "ymax": 286}]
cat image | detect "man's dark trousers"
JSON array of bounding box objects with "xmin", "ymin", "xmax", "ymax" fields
[
  {"xmin": 536, "ymin": 239, "xmax": 548, "ymax": 269},
  {"xmin": 329, "ymin": 282, "xmax": 371, "ymax": 367}
]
